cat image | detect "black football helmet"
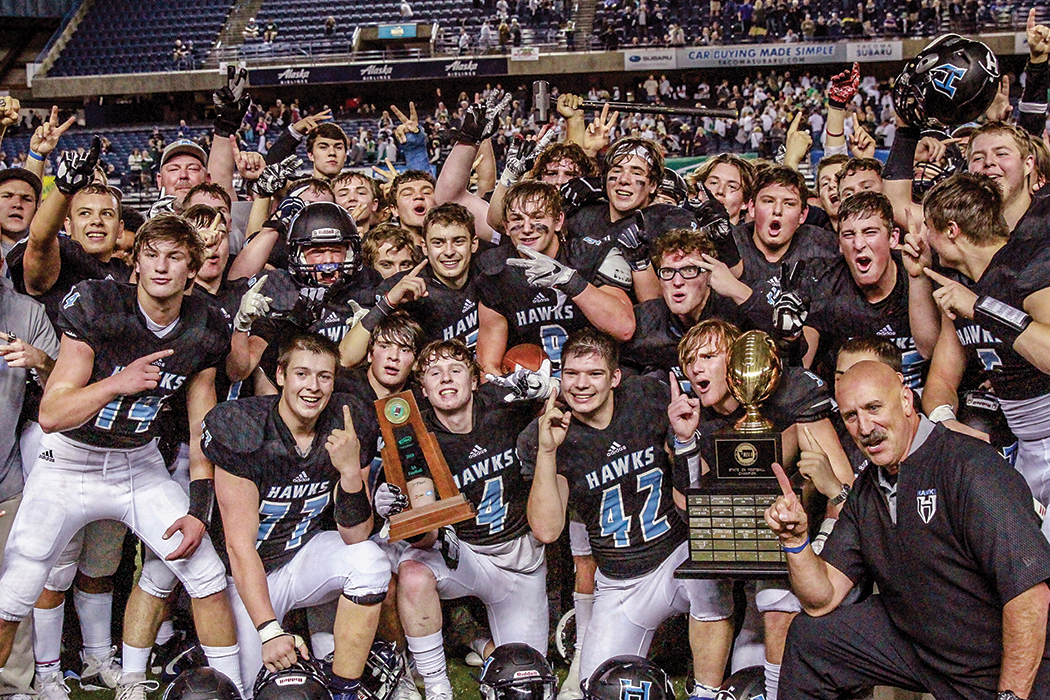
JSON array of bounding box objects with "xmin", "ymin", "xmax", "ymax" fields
[
  {"xmin": 714, "ymin": 667, "xmax": 764, "ymax": 700},
  {"xmin": 479, "ymin": 643, "xmax": 558, "ymax": 700},
  {"xmin": 893, "ymin": 34, "xmax": 999, "ymax": 128},
  {"xmin": 359, "ymin": 641, "xmax": 407, "ymax": 700},
  {"xmin": 658, "ymin": 169, "xmax": 689, "ymax": 206},
  {"xmin": 254, "ymin": 659, "xmax": 333, "ymax": 700},
  {"xmin": 911, "ymin": 128, "xmax": 964, "ymax": 203},
  {"xmin": 162, "ymin": 668, "xmax": 241, "ymax": 700},
  {"xmin": 288, "ymin": 202, "xmax": 362, "ymax": 286},
  {"xmin": 956, "ymin": 389, "xmax": 1017, "ymax": 455},
  {"xmin": 583, "ymin": 656, "xmax": 675, "ymax": 700}
]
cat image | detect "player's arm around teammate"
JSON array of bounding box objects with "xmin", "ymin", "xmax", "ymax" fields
[{"xmin": 526, "ymin": 392, "xmax": 572, "ymax": 543}]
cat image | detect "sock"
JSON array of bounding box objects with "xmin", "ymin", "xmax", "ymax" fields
[
  {"xmin": 74, "ymin": 588, "xmax": 113, "ymax": 657},
  {"xmin": 763, "ymin": 660, "xmax": 780, "ymax": 700},
  {"xmin": 468, "ymin": 638, "xmax": 490, "ymax": 657},
  {"xmin": 155, "ymin": 620, "xmax": 175, "ymax": 646},
  {"xmin": 201, "ymin": 644, "xmax": 244, "ymax": 697},
  {"xmin": 32, "ymin": 602, "xmax": 64, "ymax": 675},
  {"xmin": 329, "ymin": 673, "xmax": 360, "ymax": 700},
  {"xmin": 572, "ymin": 592, "xmax": 594, "ymax": 653},
  {"xmin": 405, "ymin": 632, "xmax": 450, "ymax": 694},
  {"xmin": 122, "ymin": 644, "xmax": 152, "ymax": 677}
]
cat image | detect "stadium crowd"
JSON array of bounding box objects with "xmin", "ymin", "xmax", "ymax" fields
[{"xmin": 1, "ymin": 11, "xmax": 1050, "ymax": 700}]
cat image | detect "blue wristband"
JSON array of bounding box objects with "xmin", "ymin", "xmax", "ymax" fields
[
  {"xmin": 782, "ymin": 536, "xmax": 810, "ymax": 554},
  {"xmin": 28, "ymin": 150, "xmax": 44, "ymax": 162}
]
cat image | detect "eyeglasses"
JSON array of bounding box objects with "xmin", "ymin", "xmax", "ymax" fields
[{"xmin": 656, "ymin": 265, "xmax": 707, "ymax": 280}]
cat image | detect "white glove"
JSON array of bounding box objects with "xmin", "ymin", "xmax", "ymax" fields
[
  {"xmin": 148, "ymin": 193, "xmax": 178, "ymax": 220},
  {"xmin": 233, "ymin": 275, "xmax": 272, "ymax": 333},
  {"xmin": 506, "ymin": 245, "xmax": 588, "ymax": 297},
  {"xmin": 344, "ymin": 299, "xmax": 368, "ymax": 330},
  {"xmin": 374, "ymin": 483, "xmax": 408, "ymax": 519},
  {"xmin": 485, "ymin": 359, "xmax": 559, "ymax": 402}
]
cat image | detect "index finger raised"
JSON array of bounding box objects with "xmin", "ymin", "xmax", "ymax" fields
[
  {"xmin": 544, "ymin": 387, "xmax": 560, "ymax": 413},
  {"xmin": 408, "ymin": 258, "xmax": 429, "ymax": 277},
  {"xmin": 669, "ymin": 371, "xmax": 681, "ymax": 399},
  {"xmin": 390, "ymin": 104, "xmax": 410, "ymax": 123},
  {"xmin": 342, "ymin": 403, "xmax": 354, "ymax": 432},
  {"xmin": 1030, "ymin": 6, "xmax": 1038, "ymax": 31},
  {"xmin": 789, "ymin": 111, "xmax": 802, "ymax": 132},
  {"xmin": 249, "ymin": 273, "xmax": 269, "ymax": 293},
  {"xmin": 772, "ymin": 462, "xmax": 794, "ymax": 499},
  {"xmin": 801, "ymin": 424, "xmax": 827, "ymax": 455}
]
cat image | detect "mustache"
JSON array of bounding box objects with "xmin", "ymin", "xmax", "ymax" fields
[{"xmin": 859, "ymin": 429, "xmax": 888, "ymax": 448}]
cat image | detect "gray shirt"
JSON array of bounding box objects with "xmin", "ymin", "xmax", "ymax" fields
[{"xmin": 0, "ymin": 279, "xmax": 59, "ymax": 500}]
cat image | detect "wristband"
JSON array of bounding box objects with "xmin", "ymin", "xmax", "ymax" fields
[
  {"xmin": 558, "ymin": 271, "xmax": 589, "ymax": 299},
  {"xmin": 883, "ymin": 125, "xmax": 920, "ymax": 181},
  {"xmin": 289, "ymin": 123, "xmax": 307, "ymax": 141},
  {"xmin": 927, "ymin": 404, "xmax": 957, "ymax": 424},
  {"xmin": 187, "ymin": 479, "xmax": 215, "ymax": 525},
  {"xmin": 257, "ymin": 619, "xmax": 286, "ymax": 643},
  {"xmin": 782, "ymin": 536, "xmax": 810, "ymax": 554},
  {"xmin": 825, "ymin": 129, "xmax": 844, "ymax": 138},
  {"xmin": 335, "ymin": 482, "xmax": 372, "ymax": 528},
  {"xmin": 829, "ymin": 483, "xmax": 851, "ymax": 506},
  {"xmin": 360, "ymin": 304, "xmax": 388, "ymax": 333},
  {"xmin": 973, "ymin": 295, "xmax": 1032, "ymax": 345},
  {"xmin": 28, "ymin": 150, "xmax": 44, "ymax": 162},
  {"xmin": 672, "ymin": 432, "xmax": 699, "ymax": 453},
  {"xmin": 377, "ymin": 294, "xmax": 396, "ymax": 315}
]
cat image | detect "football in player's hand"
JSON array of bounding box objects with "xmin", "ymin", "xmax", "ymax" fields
[{"xmin": 501, "ymin": 343, "xmax": 549, "ymax": 374}]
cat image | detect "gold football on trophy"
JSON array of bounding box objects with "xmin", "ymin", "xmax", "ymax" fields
[{"xmin": 726, "ymin": 330, "xmax": 781, "ymax": 433}]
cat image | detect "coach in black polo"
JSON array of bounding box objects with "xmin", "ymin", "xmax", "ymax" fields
[{"xmin": 765, "ymin": 360, "xmax": 1050, "ymax": 700}]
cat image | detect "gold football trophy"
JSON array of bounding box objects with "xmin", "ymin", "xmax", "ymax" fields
[{"xmin": 713, "ymin": 330, "xmax": 784, "ymax": 478}]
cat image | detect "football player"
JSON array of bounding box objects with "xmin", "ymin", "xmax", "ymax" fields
[
  {"xmin": 208, "ymin": 333, "xmax": 388, "ymax": 700},
  {"xmin": 524, "ymin": 329, "xmax": 734, "ymax": 698},
  {"xmin": 265, "ymin": 116, "xmax": 349, "ymax": 182},
  {"xmin": 389, "ymin": 171, "xmax": 437, "ymax": 244},
  {"xmin": 397, "ymin": 340, "xmax": 554, "ymax": 700},
  {"xmin": 334, "ymin": 172, "xmax": 384, "ymax": 237},
  {"xmin": 475, "ymin": 181, "xmax": 635, "ymax": 377},
  {"xmin": 361, "ymin": 224, "xmax": 421, "ymax": 281},
  {"xmin": 0, "ymin": 215, "xmax": 244, "ymax": 700}
]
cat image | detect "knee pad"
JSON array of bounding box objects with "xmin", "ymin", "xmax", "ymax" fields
[
  {"xmin": 341, "ymin": 542, "xmax": 391, "ymax": 604},
  {"xmin": 137, "ymin": 551, "xmax": 179, "ymax": 599},
  {"xmin": 755, "ymin": 587, "xmax": 801, "ymax": 614}
]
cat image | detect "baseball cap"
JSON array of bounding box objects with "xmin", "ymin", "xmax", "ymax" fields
[
  {"xmin": 0, "ymin": 168, "xmax": 43, "ymax": 200},
  {"xmin": 160, "ymin": 139, "xmax": 207, "ymax": 168}
]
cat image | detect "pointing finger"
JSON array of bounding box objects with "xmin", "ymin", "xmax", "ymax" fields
[
  {"xmin": 802, "ymin": 424, "xmax": 827, "ymax": 456},
  {"xmin": 408, "ymin": 258, "xmax": 429, "ymax": 277},
  {"xmin": 1030, "ymin": 7, "xmax": 1037, "ymax": 32},
  {"xmin": 789, "ymin": 111, "xmax": 802, "ymax": 133},
  {"xmin": 923, "ymin": 268, "xmax": 951, "ymax": 286},
  {"xmin": 142, "ymin": 348, "xmax": 175, "ymax": 363},
  {"xmin": 249, "ymin": 274, "xmax": 269, "ymax": 294},
  {"xmin": 342, "ymin": 403, "xmax": 353, "ymax": 432},
  {"xmin": 772, "ymin": 462, "xmax": 794, "ymax": 499},
  {"xmin": 669, "ymin": 371, "xmax": 681, "ymax": 399},
  {"xmin": 544, "ymin": 387, "xmax": 559, "ymax": 413}
]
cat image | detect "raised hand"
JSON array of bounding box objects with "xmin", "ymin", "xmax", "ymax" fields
[
  {"xmin": 538, "ymin": 390, "xmax": 571, "ymax": 453},
  {"xmin": 255, "ymin": 155, "xmax": 304, "ymax": 197},
  {"xmin": 582, "ymin": 102, "xmax": 619, "ymax": 156},
  {"xmin": 325, "ymin": 404, "xmax": 361, "ymax": 475},
  {"xmin": 234, "ymin": 275, "xmax": 272, "ymax": 332},
  {"xmin": 763, "ymin": 462, "xmax": 808, "ymax": 548},
  {"xmin": 455, "ymin": 92, "xmax": 512, "ymax": 145},
  {"xmin": 783, "ymin": 112, "xmax": 812, "ymax": 168},
  {"xmin": 55, "ymin": 136, "xmax": 100, "ymax": 195},
  {"xmin": 507, "ymin": 245, "xmax": 588, "ymax": 297},
  {"xmin": 501, "ymin": 125, "xmax": 556, "ymax": 187},
  {"xmin": 111, "ymin": 348, "xmax": 173, "ymax": 395},
  {"xmin": 924, "ymin": 268, "xmax": 977, "ymax": 321},
  {"xmin": 392, "ymin": 102, "xmax": 420, "ymax": 144},
  {"xmin": 773, "ymin": 261, "xmax": 809, "ymax": 337},
  {"xmin": 900, "ymin": 209, "xmax": 932, "ymax": 279},
  {"xmin": 30, "ymin": 106, "xmax": 76, "ymax": 158},
  {"xmin": 848, "ymin": 120, "xmax": 876, "ymax": 160},
  {"xmin": 213, "ymin": 65, "xmax": 251, "ymax": 137},
  {"xmin": 797, "ymin": 424, "xmax": 841, "ymax": 499},
  {"xmin": 232, "ymin": 135, "xmax": 266, "ymax": 181},
  {"xmin": 373, "ymin": 482, "xmax": 408, "ymax": 519},
  {"xmin": 0, "ymin": 96, "xmax": 19, "ymax": 128},
  {"xmin": 667, "ymin": 371, "xmax": 700, "ymax": 443},
  {"xmin": 1029, "ymin": 7, "xmax": 1050, "ymax": 64},
  {"xmin": 557, "ymin": 93, "xmax": 585, "ymax": 120},
  {"xmin": 827, "ymin": 62, "xmax": 860, "ymax": 110},
  {"xmin": 984, "ymin": 75, "xmax": 1012, "ymax": 122},
  {"xmin": 684, "ymin": 184, "xmax": 733, "ymax": 242},
  {"xmin": 386, "ymin": 259, "xmax": 429, "ymax": 306},
  {"xmin": 148, "ymin": 190, "xmax": 178, "ymax": 220},
  {"xmin": 292, "ymin": 109, "xmax": 333, "ymax": 136}
]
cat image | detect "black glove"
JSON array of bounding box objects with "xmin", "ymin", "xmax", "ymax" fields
[
  {"xmin": 436, "ymin": 526, "xmax": 460, "ymax": 570},
  {"xmin": 213, "ymin": 65, "xmax": 251, "ymax": 138},
  {"xmin": 254, "ymin": 155, "xmax": 303, "ymax": 197},
  {"xmin": 55, "ymin": 136, "xmax": 100, "ymax": 196},
  {"xmin": 452, "ymin": 92, "xmax": 511, "ymax": 145},
  {"xmin": 684, "ymin": 184, "xmax": 732, "ymax": 243},
  {"xmin": 559, "ymin": 176, "xmax": 605, "ymax": 214},
  {"xmin": 264, "ymin": 195, "xmax": 305, "ymax": 235},
  {"xmin": 373, "ymin": 483, "xmax": 409, "ymax": 519},
  {"xmin": 772, "ymin": 260, "xmax": 809, "ymax": 338},
  {"xmin": 616, "ymin": 212, "xmax": 650, "ymax": 271}
]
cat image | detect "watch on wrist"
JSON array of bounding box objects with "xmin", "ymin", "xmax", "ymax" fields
[{"xmin": 829, "ymin": 483, "xmax": 851, "ymax": 506}]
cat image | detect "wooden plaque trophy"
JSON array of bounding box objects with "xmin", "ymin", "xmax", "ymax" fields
[{"xmin": 375, "ymin": 391, "xmax": 475, "ymax": 541}]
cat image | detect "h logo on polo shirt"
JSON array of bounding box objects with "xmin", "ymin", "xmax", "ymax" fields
[{"xmin": 917, "ymin": 489, "xmax": 937, "ymax": 524}]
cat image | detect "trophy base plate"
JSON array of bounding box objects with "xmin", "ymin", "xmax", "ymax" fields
[
  {"xmin": 388, "ymin": 496, "xmax": 476, "ymax": 541},
  {"xmin": 675, "ymin": 559, "xmax": 788, "ymax": 579}
]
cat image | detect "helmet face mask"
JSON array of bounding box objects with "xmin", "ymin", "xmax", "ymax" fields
[
  {"xmin": 288, "ymin": 202, "xmax": 362, "ymax": 287},
  {"xmin": 479, "ymin": 644, "xmax": 558, "ymax": 700},
  {"xmin": 359, "ymin": 641, "xmax": 407, "ymax": 700}
]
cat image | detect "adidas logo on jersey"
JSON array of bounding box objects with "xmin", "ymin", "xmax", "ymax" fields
[
  {"xmin": 39, "ymin": 449, "xmax": 55, "ymax": 463},
  {"xmin": 533, "ymin": 292, "xmax": 548, "ymax": 304},
  {"xmin": 325, "ymin": 312, "xmax": 340, "ymax": 325},
  {"xmin": 877, "ymin": 324, "xmax": 894, "ymax": 336},
  {"xmin": 462, "ymin": 298, "xmax": 476, "ymax": 313},
  {"xmin": 468, "ymin": 444, "xmax": 487, "ymax": 459},
  {"xmin": 293, "ymin": 471, "xmax": 310, "ymax": 483},
  {"xmin": 606, "ymin": 442, "xmax": 626, "ymax": 457}
]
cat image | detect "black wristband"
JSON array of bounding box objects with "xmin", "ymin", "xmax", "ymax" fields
[
  {"xmin": 974, "ymin": 295, "xmax": 1032, "ymax": 345},
  {"xmin": 360, "ymin": 304, "xmax": 390, "ymax": 333},
  {"xmin": 335, "ymin": 482, "xmax": 372, "ymax": 528},
  {"xmin": 558, "ymin": 271, "xmax": 589, "ymax": 299},
  {"xmin": 188, "ymin": 479, "xmax": 215, "ymax": 525},
  {"xmin": 883, "ymin": 125, "xmax": 920, "ymax": 181}
]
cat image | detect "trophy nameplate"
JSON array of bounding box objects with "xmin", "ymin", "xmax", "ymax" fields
[{"xmin": 375, "ymin": 391, "xmax": 476, "ymax": 541}]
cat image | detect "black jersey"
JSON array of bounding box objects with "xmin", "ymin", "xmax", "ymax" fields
[
  {"xmin": 55, "ymin": 280, "xmax": 229, "ymax": 449},
  {"xmin": 7, "ymin": 234, "xmax": 131, "ymax": 324},
  {"xmin": 375, "ymin": 265, "xmax": 481, "ymax": 348},
  {"xmin": 822, "ymin": 423, "xmax": 1050, "ymax": 685},
  {"xmin": 808, "ymin": 256, "xmax": 926, "ymax": 389},
  {"xmin": 733, "ymin": 222, "xmax": 839, "ymax": 312},
  {"xmin": 1011, "ymin": 186, "xmax": 1050, "ymax": 244},
  {"xmin": 422, "ymin": 385, "xmax": 536, "ymax": 546},
  {"xmin": 621, "ymin": 295, "xmax": 754, "ymax": 384},
  {"xmin": 678, "ymin": 365, "xmax": 833, "ymax": 493},
  {"xmin": 950, "ymin": 236, "xmax": 1050, "ymax": 401},
  {"xmin": 477, "ymin": 240, "xmax": 628, "ymax": 374},
  {"xmin": 202, "ymin": 393, "xmax": 380, "ymax": 573},
  {"xmin": 256, "ymin": 267, "xmax": 380, "ymax": 345},
  {"xmin": 520, "ymin": 375, "xmax": 686, "ymax": 579}
]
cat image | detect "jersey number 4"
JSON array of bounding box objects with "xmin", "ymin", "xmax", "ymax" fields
[
  {"xmin": 475, "ymin": 476, "xmax": 508, "ymax": 535},
  {"xmin": 598, "ymin": 468, "xmax": 671, "ymax": 548}
]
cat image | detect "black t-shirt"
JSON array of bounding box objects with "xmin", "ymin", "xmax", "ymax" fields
[
  {"xmin": 519, "ymin": 375, "xmax": 686, "ymax": 579},
  {"xmin": 678, "ymin": 365, "xmax": 832, "ymax": 493},
  {"xmin": 56, "ymin": 280, "xmax": 229, "ymax": 449},
  {"xmin": 375, "ymin": 265, "xmax": 481, "ymax": 349},
  {"xmin": 476, "ymin": 240, "xmax": 629, "ymax": 374},
  {"xmin": 422, "ymin": 385, "xmax": 537, "ymax": 546},
  {"xmin": 821, "ymin": 423, "xmax": 1050, "ymax": 689},
  {"xmin": 950, "ymin": 235, "xmax": 1050, "ymax": 401},
  {"xmin": 7, "ymin": 234, "xmax": 131, "ymax": 324},
  {"xmin": 808, "ymin": 255, "xmax": 926, "ymax": 389},
  {"xmin": 202, "ymin": 393, "xmax": 380, "ymax": 573}
]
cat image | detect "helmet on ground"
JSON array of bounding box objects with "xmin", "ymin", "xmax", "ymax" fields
[
  {"xmin": 893, "ymin": 34, "xmax": 999, "ymax": 128},
  {"xmin": 288, "ymin": 202, "xmax": 361, "ymax": 286},
  {"xmin": 254, "ymin": 659, "xmax": 333, "ymax": 700},
  {"xmin": 583, "ymin": 656, "xmax": 675, "ymax": 700},
  {"xmin": 479, "ymin": 643, "xmax": 558, "ymax": 700},
  {"xmin": 162, "ymin": 668, "xmax": 240, "ymax": 700},
  {"xmin": 714, "ymin": 666, "xmax": 765, "ymax": 700},
  {"xmin": 359, "ymin": 640, "xmax": 407, "ymax": 700}
]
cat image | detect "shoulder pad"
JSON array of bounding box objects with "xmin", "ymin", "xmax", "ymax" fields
[
  {"xmin": 598, "ymin": 248, "xmax": 633, "ymax": 289},
  {"xmin": 202, "ymin": 396, "xmax": 273, "ymax": 455}
]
